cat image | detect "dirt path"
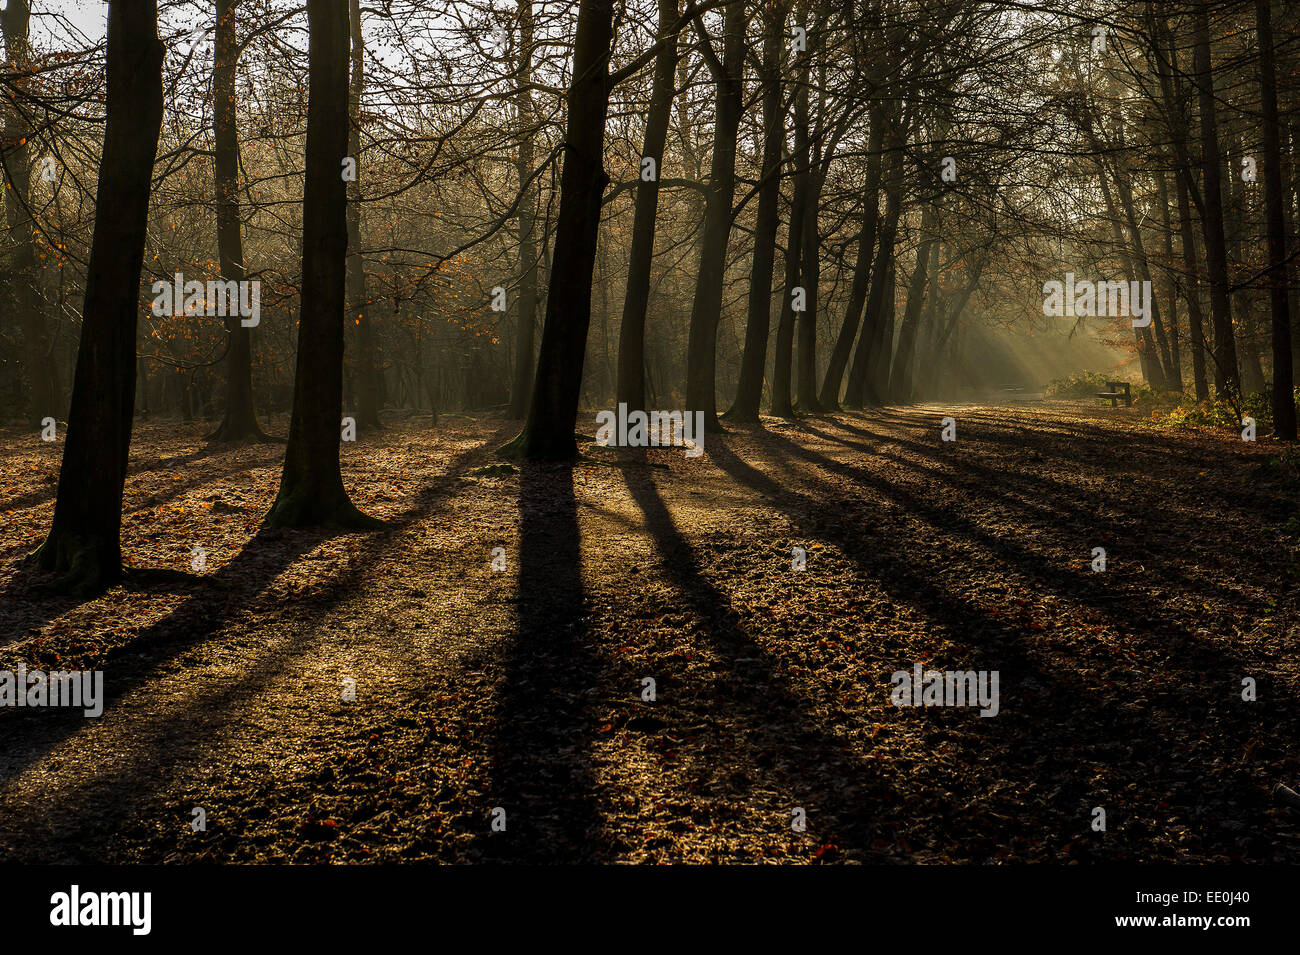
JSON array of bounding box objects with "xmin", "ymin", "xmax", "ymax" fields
[{"xmin": 1, "ymin": 404, "xmax": 1298, "ymax": 862}]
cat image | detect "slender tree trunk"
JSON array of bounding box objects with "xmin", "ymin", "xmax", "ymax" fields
[
  {"xmin": 728, "ymin": 0, "xmax": 783, "ymax": 422},
  {"xmin": 29, "ymin": 0, "xmax": 164, "ymax": 591},
  {"xmin": 1174, "ymin": 168, "xmax": 1210, "ymax": 400},
  {"xmin": 266, "ymin": 0, "xmax": 380, "ymax": 527},
  {"xmin": 845, "ymin": 124, "xmax": 903, "ymax": 408},
  {"xmin": 1, "ymin": 0, "xmax": 56, "ymax": 427},
  {"xmin": 504, "ymin": 0, "xmax": 615, "ymax": 460},
  {"xmin": 208, "ymin": 0, "xmax": 274, "ymax": 442},
  {"xmin": 510, "ymin": 0, "xmax": 540, "ymax": 418},
  {"xmin": 890, "ymin": 202, "xmax": 937, "ymax": 403},
  {"xmin": 1193, "ymin": 3, "xmax": 1240, "ymax": 396},
  {"xmin": 770, "ymin": 163, "xmax": 807, "ymax": 419},
  {"xmin": 1097, "ymin": 159, "xmax": 1166, "ymax": 389},
  {"xmin": 346, "ymin": 0, "xmax": 381, "ymax": 430},
  {"xmin": 683, "ymin": 0, "xmax": 745, "ymax": 432},
  {"xmin": 1255, "ymin": 0, "xmax": 1295, "ymax": 438},
  {"xmin": 615, "ymin": 0, "xmax": 678, "ymax": 414},
  {"xmin": 819, "ymin": 104, "xmax": 884, "ymax": 409},
  {"xmin": 1154, "ymin": 170, "xmax": 1183, "ymax": 391},
  {"xmin": 1111, "ymin": 142, "xmax": 1175, "ymax": 386}
]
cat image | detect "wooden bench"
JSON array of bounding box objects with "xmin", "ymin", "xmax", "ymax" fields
[{"xmin": 1096, "ymin": 380, "xmax": 1131, "ymax": 408}]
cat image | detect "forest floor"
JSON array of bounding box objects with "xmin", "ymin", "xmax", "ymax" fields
[{"xmin": 1, "ymin": 402, "xmax": 1299, "ymax": 863}]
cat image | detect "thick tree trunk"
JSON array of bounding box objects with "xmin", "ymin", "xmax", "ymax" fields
[
  {"xmin": 503, "ymin": 0, "xmax": 615, "ymax": 460},
  {"xmin": 1255, "ymin": 0, "xmax": 1295, "ymax": 438},
  {"xmin": 1, "ymin": 0, "xmax": 56, "ymax": 427},
  {"xmin": 819, "ymin": 104, "xmax": 884, "ymax": 410},
  {"xmin": 615, "ymin": 0, "xmax": 678, "ymax": 415},
  {"xmin": 510, "ymin": 0, "xmax": 540, "ymax": 419},
  {"xmin": 728, "ymin": 1, "xmax": 782, "ymax": 423},
  {"xmin": 208, "ymin": 0, "xmax": 275, "ymax": 443},
  {"xmin": 266, "ymin": 0, "xmax": 379, "ymax": 527},
  {"xmin": 29, "ymin": 0, "xmax": 164, "ymax": 591},
  {"xmin": 683, "ymin": 0, "xmax": 745, "ymax": 432},
  {"xmin": 1192, "ymin": 3, "xmax": 1240, "ymax": 396}
]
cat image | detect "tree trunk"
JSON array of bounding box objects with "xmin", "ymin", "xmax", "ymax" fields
[
  {"xmin": 266, "ymin": 0, "xmax": 380, "ymax": 527},
  {"xmin": 510, "ymin": 0, "xmax": 540, "ymax": 419},
  {"xmin": 346, "ymin": 0, "xmax": 381, "ymax": 430},
  {"xmin": 29, "ymin": 0, "xmax": 164, "ymax": 591},
  {"xmin": 1192, "ymin": 3, "xmax": 1240, "ymax": 396},
  {"xmin": 819, "ymin": 103, "xmax": 884, "ymax": 410},
  {"xmin": 208, "ymin": 0, "xmax": 275, "ymax": 443},
  {"xmin": 503, "ymin": 0, "xmax": 615, "ymax": 460},
  {"xmin": 683, "ymin": 0, "xmax": 745, "ymax": 432},
  {"xmin": 890, "ymin": 202, "xmax": 937, "ymax": 404},
  {"xmin": 1255, "ymin": 0, "xmax": 1295, "ymax": 438},
  {"xmin": 1174, "ymin": 157, "xmax": 1211, "ymax": 400},
  {"xmin": 615, "ymin": 0, "xmax": 678, "ymax": 414},
  {"xmin": 1154, "ymin": 170, "xmax": 1184, "ymax": 391},
  {"xmin": 1, "ymin": 0, "xmax": 56, "ymax": 427},
  {"xmin": 845, "ymin": 124, "xmax": 903, "ymax": 408},
  {"xmin": 728, "ymin": 0, "xmax": 782, "ymax": 423},
  {"xmin": 1097, "ymin": 159, "xmax": 1166, "ymax": 389}
]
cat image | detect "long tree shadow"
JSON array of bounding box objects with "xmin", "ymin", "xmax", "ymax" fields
[
  {"xmin": 797, "ymin": 416, "xmax": 1263, "ymax": 610},
  {"xmin": 476, "ymin": 462, "xmax": 602, "ymax": 863},
  {"xmin": 704, "ymin": 432, "xmax": 1296, "ymax": 860},
  {"xmin": 0, "ymin": 434, "xmax": 504, "ymax": 836},
  {"xmin": 620, "ymin": 459, "xmax": 904, "ymax": 861}
]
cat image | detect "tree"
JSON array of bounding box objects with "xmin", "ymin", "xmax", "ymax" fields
[
  {"xmin": 616, "ymin": 0, "xmax": 680, "ymax": 415},
  {"xmin": 0, "ymin": 0, "xmax": 56, "ymax": 427},
  {"xmin": 1192, "ymin": 2, "xmax": 1240, "ymax": 397},
  {"xmin": 28, "ymin": 0, "xmax": 165, "ymax": 592},
  {"xmin": 347, "ymin": 0, "xmax": 382, "ymax": 431},
  {"xmin": 207, "ymin": 0, "xmax": 276, "ymax": 443},
  {"xmin": 727, "ymin": 0, "xmax": 784, "ymax": 423},
  {"xmin": 1255, "ymin": 0, "xmax": 1295, "ymax": 438},
  {"xmin": 503, "ymin": 0, "xmax": 616, "ymax": 460},
  {"xmin": 820, "ymin": 102, "xmax": 884, "ymax": 410},
  {"xmin": 683, "ymin": 0, "xmax": 745, "ymax": 432},
  {"xmin": 510, "ymin": 0, "xmax": 541, "ymax": 419},
  {"xmin": 265, "ymin": 0, "xmax": 382, "ymax": 527}
]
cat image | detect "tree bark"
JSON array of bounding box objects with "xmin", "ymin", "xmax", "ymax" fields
[
  {"xmin": 889, "ymin": 202, "xmax": 937, "ymax": 404},
  {"xmin": 819, "ymin": 103, "xmax": 884, "ymax": 410},
  {"xmin": 29, "ymin": 0, "xmax": 164, "ymax": 591},
  {"xmin": 615, "ymin": 0, "xmax": 679, "ymax": 415},
  {"xmin": 1, "ymin": 0, "xmax": 56, "ymax": 427},
  {"xmin": 1255, "ymin": 0, "xmax": 1295, "ymax": 438},
  {"xmin": 208, "ymin": 0, "xmax": 275, "ymax": 443},
  {"xmin": 727, "ymin": 0, "xmax": 783, "ymax": 423},
  {"xmin": 683, "ymin": 0, "xmax": 745, "ymax": 432},
  {"xmin": 266, "ymin": 0, "xmax": 380, "ymax": 527},
  {"xmin": 510, "ymin": 0, "xmax": 540, "ymax": 419},
  {"xmin": 845, "ymin": 123, "xmax": 903, "ymax": 408},
  {"xmin": 503, "ymin": 0, "xmax": 616, "ymax": 460},
  {"xmin": 1192, "ymin": 3, "xmax": 1240, "ymax": 396},
  {"xmin": 346, "ymin": 0, "xmax": 381, "ymax": 430}
]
